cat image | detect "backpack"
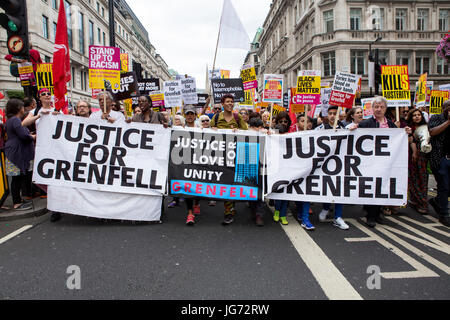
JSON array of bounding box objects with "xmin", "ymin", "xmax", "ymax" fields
[
  {"xmin": 212, "ymin": 112, "xmax": 242, "ymax": 129},
  {"xmin": 9, "ymin": 56, "xmax": 27, "ymax": 78}
]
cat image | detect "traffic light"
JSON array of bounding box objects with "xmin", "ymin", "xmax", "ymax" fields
[{"xmin": 0, "ymin": 0, "xmax": 29, "ymax": 57}]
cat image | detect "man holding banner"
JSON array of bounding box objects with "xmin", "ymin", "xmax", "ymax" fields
[{"xmin": 91, "ymin": 92, "xmax": 125, "ymax": 123}]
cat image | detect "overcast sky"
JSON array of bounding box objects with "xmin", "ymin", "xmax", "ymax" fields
[{"xmin": 127, "ymin": 0, "xmax": 272, "ymax": 89}]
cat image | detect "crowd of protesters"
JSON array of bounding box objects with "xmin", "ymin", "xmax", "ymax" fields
[{"xmin": 0, "ymin": 91, "xmax": 449, "ymax": 230}]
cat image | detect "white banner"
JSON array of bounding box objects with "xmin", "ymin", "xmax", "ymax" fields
[
  {"xmin": 163, "ymin": 80, "xmax": 183, "ymax": 108},
  {"xmin": 266, "ymin": 129, "xmax": 408, "ymax": 206},
  {"xmin": 181, "ymin": 77, "xmax": 198, "ymax": 105},
  {"xmin": 33, "ymin": 115, "xmax": 170, "ymax": 196}
]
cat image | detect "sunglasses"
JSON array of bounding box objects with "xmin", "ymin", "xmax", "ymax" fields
[
  {"xmin": 40, "ymin": 92, "xmax": 51, "ymax": 96},
  {"xmin": 240, "ymin": 112, "xmax": 248, "ymax": 115},
  {"xmin": 202, "ymin": 120, "xmax": 210, "ymax": 122},
  {"xmin": 214, "ymin": 108, "xmax": 222, "ymax": 110}
]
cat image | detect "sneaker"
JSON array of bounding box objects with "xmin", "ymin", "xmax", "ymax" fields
[
  {"xmin": 193, "ymin": 204, "xmax": 201, "ymax": 215},
  {"xmin": 280, "ymin": 216, "xmax": 288, "ymax": 225},
  {"xmin": 273, "ymin": 210, "xmax": 280, "ymax": 222},
  {"xmin": 186, "ymin": 213, "xmax": 195, "ymax": 225},
  {"xmin": 50, "ymin": 212, "xmax": 61, "ymax": 222},
  {"xmin": 222, "ymin": 214, "xmax": 234, "ymax": 225},
  {"xmin": 333, "ymin": 217, "xmax": 349, "ymax": 230},
  {"xmin": 366, "ymin": 217, "xmax": 376, "ymax": 228},
  {"xmin": 301, "ymin": 219, "xmax": 315, "ymax": 231},
  {"xmin": 208, "ymin": 200, "xmax": 216, "ymax": 206},
  {"xmin": 168, "ymin": 201, "xmax": 178, "ymax": 208},
  {"xmin": 13, "ymin": 202, "xmax": 32, "ymax": 211},
  {"xmin": 319, "ymin": 209, "xmax": 329, "ymax": 222},
  {"xmin": 255, "ymin": 215, "xmax": 264, "ymax": 227}
]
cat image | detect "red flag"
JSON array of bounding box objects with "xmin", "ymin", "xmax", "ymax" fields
[{"xmin": 52, "ymin": 0, "xmax": 71, "ymax": 113}]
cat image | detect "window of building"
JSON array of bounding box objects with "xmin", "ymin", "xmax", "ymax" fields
[
  {"xmin": 416, "ymin": 52, "xmax": 431, "ymax": 74},
  {"xmin": 372, "ymin": 8, "xmax": 384, "ymax": 30},
  {"xmin": 97, "ymin": 27, "xmax": 101, "ymax": 44},
  {"xmin": 322, "ymin": 51, "xmax": 336, "ymax": 77},
  {"xmin": 80, "ymin": 70, "xmax": 87, "ymax": 91},
  {"xmin": 53, "ymin": 22, "xmax": 57, "ymax": 41},
  {"xmin": 101, "ymin": 7, "xmax": 104, "ymax": 17},
  {"xmin": 351, "ymin": 50, "xmax": 365, "ymax": 75},
  {"xmin": 350, "ymin": 8, "xmax": 362, "ymax": 31},
  {"xmin": 96, "ymin": 2, "xmax": 100, "ymax": 13},
  {"xmin": 89, "ymin": 21, "xmax": 94, "ymax": 46},
  {"xmin": 437, "ymin": 57, "xmax": 449, "ymax": 75},
  {"xmin": 78, "ymin": 12, "xmax": 85, "ymax": 54},
  {"xmin": 72, "ymin": 67, "xmax": 76, "ymax": 88},
  {"xmin": 103, "ymin": 32, "xmax": 106, "ymax": 46},
  {"xmin": 417, "ymin": 9, "xmax": 429, "ymax": 31},
  {"xmin": 65, "ymin": 1, "xmax": 72, "ymax": 49},
  {"xmin": 396, "ymin": 51, "xmax": 410, "ymax": 67},
  {"xmin": 42, "ymin": 15, "xmax": 49, "ymax": 39},
  {"xmin": 395, "ymin": 9, "xmax": 407, "ymax": 31},
  {"xmin": 324, "ymin": 10, "xmax": 334, "ymax": 33},
  {"xmin": 439, "ymin": 9, "xmax": 449, "ymax": 31},
  {"xmin": 52, "ymin": 0, "xmax": 58, "ymax": 10}
]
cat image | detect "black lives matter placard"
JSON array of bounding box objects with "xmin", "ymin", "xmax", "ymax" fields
[
  {"xmin": 266, "ymin": 129, "xmax": 408, "ymax": 206},
  {"xmin": 211, "ymin": 78, "xmax": 245, "ymax": 104},
  {"xmin": 33, "ymin": 115, "xmax": 170, "ymax": 196},
  {"xmin": 169, "ymin": 128, "xmax": 264, "ymax": 201}
]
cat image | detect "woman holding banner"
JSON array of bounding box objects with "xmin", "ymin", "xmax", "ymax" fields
[
  {"xmin": 406, "ymin": 109, "xmax": 429, "ymax": 214},
  {"xmin": 344, "ymin": 107, "xmax": 363, "ymax": 129}
]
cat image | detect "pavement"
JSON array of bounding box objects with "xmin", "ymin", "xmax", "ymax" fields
[{"xmin": 0, "ymin": 195, "xmax": 48, "ymax": 221}]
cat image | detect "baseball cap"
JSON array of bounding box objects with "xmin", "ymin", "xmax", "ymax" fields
[{"xmin": 183, "ymin": 105, "xmax": 196, "ymax": 114}]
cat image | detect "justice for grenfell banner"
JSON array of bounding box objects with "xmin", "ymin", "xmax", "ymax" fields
[
  {"xmin": 266, "ymin": 129, "xmax": 408, "ymax": 206},
  {"xmin": 168, "ymin": 128, "xmax": 265, "ymax": 201},
  {"xmin": 33, "ymin": 115, "xmax": 171, "ymax": 196}
]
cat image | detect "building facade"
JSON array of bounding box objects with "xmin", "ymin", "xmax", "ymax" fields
[
  {"xmin": 255, "ymin": 0, "xmax": 450, "ymax": 98},
  {"xmin": 0, "ymin": 0, "xmax": 171, "ymax": 107}
]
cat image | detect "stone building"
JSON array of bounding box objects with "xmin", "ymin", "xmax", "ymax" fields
[
  {"xmin": 254, "ymin": 0, "xmax": 449, "ymax": 97},
  {"xmin": 0, "ymin": 0, "xmax": 171, "ymax": 107}
]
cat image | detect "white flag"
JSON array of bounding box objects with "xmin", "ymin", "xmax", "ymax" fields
[{"xmin": 218, "ymin": 0, "xmax": 250, "ymax": 51}]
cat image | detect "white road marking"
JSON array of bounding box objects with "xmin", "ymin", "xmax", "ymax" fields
[
  {"xmin": 281, "ymin": 215, "xmax": 363, "ymax": 300},
  {"xmin": 0, "ymin": 225, "xmax": 33, "ymax": 245},
  {"xmin": 384, "ymin": 217, "xmax": 450, "ymax": 252},
  {"xmin": 345, "ymin": 219, "xmax": 439, "ymax": 279},
  {"xmin": 398, "ymin": 216, "xmax": 450, "ymax": 236}
]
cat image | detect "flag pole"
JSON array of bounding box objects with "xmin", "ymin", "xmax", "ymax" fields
[{"xmin": 212, "ymin": 0, "xmax": 224, "ymax": 77}]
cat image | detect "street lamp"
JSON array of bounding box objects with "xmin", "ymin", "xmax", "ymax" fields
[
  {"xmin": 369, "ymin": 37, "xmax": 382, "ymax": 62},
  {"xmin": 369, "ymin": 37, "xmax": 382, "ymax": 96}
]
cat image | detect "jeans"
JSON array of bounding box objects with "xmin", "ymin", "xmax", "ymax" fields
[
  {"xmin": 432, "ymin": 157, "xmax": 450, "ymax": 217},
  {"xmin": 274, "ymin": 200, "xmax": 289, "ymax": 218},
  {"xmin": 296, "ymin": 201, "xmax": 311, "ymax": 222},
  {"xmin": 323, "ymin": 203, "xmax": 343, "ymax": 219}
]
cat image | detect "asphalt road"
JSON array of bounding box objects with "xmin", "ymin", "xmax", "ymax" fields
[{"xmin": 0, "ymin": 199, "xmax": 449, "ymax": 300}]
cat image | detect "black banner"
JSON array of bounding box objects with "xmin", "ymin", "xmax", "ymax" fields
[
  {"xmin": 197, "ymin": 94, "xmax": 209, "ymax": 107},
  {"xmin": 110, "ymin": 72, "xmax": 139, "ymax": 101},
  {"xmin": 132, "ymin": 78, "xmax": 160, "ymax": 107},
  {"xmin": 169, "ymin": 129, "xmax": 264, "ymax": 201},
  {"xmin": 211, "ymin": 78, "xmax": 245, "ymax": 104}
]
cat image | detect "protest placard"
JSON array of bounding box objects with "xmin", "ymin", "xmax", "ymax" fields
[
  {"xmin": 110, "ymin": 71, "xmax": 139, "ymax": 101},
  {"xmin": 164, "ymin": 80, "xmax": 183, "ymax": 108},
  {"xmin": 18, "ymin": 62, "xmax": 35, "ymax": 82},
  {"xmin": 240, "ymin": 67, "xmax": 258, "ymax": 91},
  {"xmin": 211, "ymin": 78, "xmax": 245, "ymax": 104},
  {"xmin": 89, "ymin": 45, "xmax": 121, "ymax": 90},
  {"xmin": 266, "ymin": 129, "xmax": 408, "ymax": 206},
  {"xmin": 320, "ymin": 87, "xmax": 332, "ymax": 117},
  {"xmin": 329, "ymin": 72, "xmax": 358, "ymax": 109},
  {"xmin": 220, "ymin": 70, "xmax": 230, "ymax": 79},
  {"xmin": 263, "ymin": 74, "xmax": 283, "ymax": 103},
  {"xmin": 150, "ymin": 92, "xmax": 165, "ymax": 107},
  {"xmin": 425, "ymin": 81, "xmax": 433, "ymax": 106},
  {"xmin": 381, "ymin": 65, "xmax": 410, "ymax": 107},
  {"xmin": 197, "ymin": 94, "xmax": 209, "ymax": 107},
  {"xmin": 181, "ymin": 77, "xmax": 198, "ymax": 105},
  {"xmin": 169, "ymin": 128, "xmax": 264, "ymax": 201},
  {"xmin": 361, "ymin": 98, "xmax": 375, "ymax": 119},
  {"xmin": 33, "ymin": 115, "xmax": 170, "ymax": 197},
  {"xmin": 290, "ymin": 88, "xmax": 305, "ymax": 113},
  {"xmin": 271, "ymin": 104, "xmax": 286, "ymax": 118},
  {"xmin": 36, "ymin": 63, "xmax": 54, "ymax": 95},
  {"xmin": 296, "ymin": 70, "xmax": 321, "ymax": 105},
  {"xmin": 415, "ymin": 73, "xmax": 427, "ymax": 107},
  {"xmin": 120, "ymin": 53, "xmax": 129, "ymax": 72},
  {"xmin": 430, "ymin": 90, "xmax": 450, "ymax": 114}
]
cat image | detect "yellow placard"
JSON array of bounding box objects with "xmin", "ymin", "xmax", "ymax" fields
[
  {"xmin": 240, "ymin": 67, "xmax": 257, "ymax": 83},
  {"xmin": 18, "ymin": 65, "xmax": 33, "ymax": 75},
  {"xmin": 89, "ymin": 69, "xmax": 121, "ymax": 90},
  {"xmin": 36, "ymin": 63, "xmax": 54, "ymax": 95},
  {"xmin": 381, "ymin": 65, "xmax": 410, "ymax": 107},
  {"xmin": 415, "ymin": 73, "xmax": 427, "ymax": 106},
  {"xmin": 272, "ymin": 104, "xmax": 286, "ymax": 118},
  {"xmin": 430, "ymin": 90, "xmax": 450, "ymax": 114},
  {"xmin": 124, "ymin": 99, "xmax": 133, "ymax": 117},
  {"xmin": 120, "ymin": 53, "xmax": 129, "ymax": 72},
  {"xmin": 220, "ymin": 70, "xmax": 230, "ymax": 79},
  {"xmin": 296, "ymin": 76, "xmax": 321, "ymax": 95}
]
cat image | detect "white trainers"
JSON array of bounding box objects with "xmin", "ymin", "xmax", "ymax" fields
[
  {"xmin": 319, "ymin": 209, "xmax": 329, "ymax": 222},
  {"xmin": 333, "ymin": 217, "xmax": 349, "ymax": 230}
]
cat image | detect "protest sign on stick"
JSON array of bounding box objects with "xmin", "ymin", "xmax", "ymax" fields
[
  {"xmin": 181, "ymin": 77, "xmax": 198, "ymax": 105},
  {"xmin": 381, "ymin": 65, "xmax": 410, "ymax": 110},
  {"xmin": 110, "ymin": 71, "xmax": 139, "ymax": 101},
  {"xmin": 88, "ymin": 46, "xmax": 121, "ymax": 91},
  {"xmin": 296, "ymin": 70, "xmax": 321, "ymax": 105},
  {"xmin": 36, "ymin": 63, "xmax": 54, "ymax": 95},
  {"xmin": 164, "ymin": 80, "xmax": 183, "ymax": 108},
  {"xmin": 263, "ymin": 74, "xmax": 283, "ymax": 104},
  {"xmin": 329, "ymin": 72, "xmax": 359, "ymax": 110},
  {"xmin": 240, "ymin": 66, "xmax": 258, "ymax": 91},
  {"xmin": 430, "ymin": 90, "xmax": 450, "ymax": 114},
  {"xmin": 415, "ymin": 73, "xmax": 428, "ymax": 108},
  {"xmin": 211, "ymin": 78, "xmax": 245, "ymax": 104}
]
